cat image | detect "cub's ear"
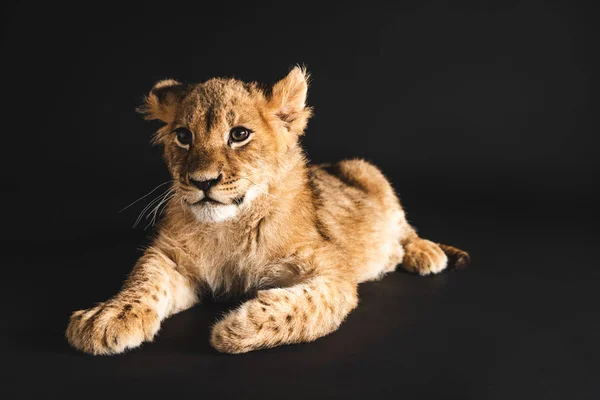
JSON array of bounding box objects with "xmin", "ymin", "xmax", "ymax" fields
[
  {"xmin": 137, "ymin": 79, "xmax": 189, "ymax": 123},
  {"xmin": 269, "ymin": 66, "xmax": 313, "ymax": 135}
]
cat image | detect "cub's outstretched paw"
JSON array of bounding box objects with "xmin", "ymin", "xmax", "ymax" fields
[
  {"xmin": 66, "ymin": 301, "xmax": 160, "ymax": 355},
  {"xmin": 402, "ymin": 239, "xmax": 448, "ymax": 276}
]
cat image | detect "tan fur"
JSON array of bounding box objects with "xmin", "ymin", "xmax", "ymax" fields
[{"xmin": 66, "ymin": 67, "xmax": 469, "ymax": 355}]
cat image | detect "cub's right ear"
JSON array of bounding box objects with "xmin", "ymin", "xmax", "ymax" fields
[{"xmin": 137, "ymin": 79, "xmax": 188, "ymax": 123}]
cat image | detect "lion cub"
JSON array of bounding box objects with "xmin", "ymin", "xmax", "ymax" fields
[{"xmin": 66, "ymin": 67, "xmax": 469, "ymax": 354}]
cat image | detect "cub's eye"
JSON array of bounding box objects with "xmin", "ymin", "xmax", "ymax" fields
[
  {"xmin": 229, "ymin": 127, "xmax": 251, "ymax": 143},
  {"xmin": 174, "ymin": 128, "xmax": 193, "ymax": 147}
]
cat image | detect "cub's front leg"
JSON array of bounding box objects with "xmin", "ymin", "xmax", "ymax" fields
[
  {"xmin": 66, "ymin": 248, "xmax": 198, "ymax": 355},
  {"xmin": 211, "ymin": 274, "xmax": 358, "ymax": 354}
]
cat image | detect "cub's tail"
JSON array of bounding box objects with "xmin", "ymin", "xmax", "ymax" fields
[{"xmin": 437, "ymin": 243, "xmax": 470, "ymax": 269}]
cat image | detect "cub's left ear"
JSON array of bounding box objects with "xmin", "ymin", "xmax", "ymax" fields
[
  {"xmin": 269, "ymin": 66, "xmax": 313, "ymax": 135},
  {"xmin": 137, "ymin": 79, "xmax": 189, "ymax": 124}
]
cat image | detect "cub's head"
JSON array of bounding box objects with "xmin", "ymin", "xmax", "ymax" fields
[{"xmin": 138, "ymin": 67, "xmax": 311, "ymax": 223}]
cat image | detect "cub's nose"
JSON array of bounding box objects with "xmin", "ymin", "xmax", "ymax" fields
[{"xmin": 189, "ymin": 174, "xmax": 222, "ymax": 192}]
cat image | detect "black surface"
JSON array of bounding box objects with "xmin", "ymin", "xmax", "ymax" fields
[
  {"xmin": 3, "ymin": 185, "xmax": 599, "ymax": 399},
  {"xmin": 1, "ymin": 1, "xmax": 599, "ymax": 399}
]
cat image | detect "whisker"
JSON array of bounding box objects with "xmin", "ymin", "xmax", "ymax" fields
[
  {"xmin": 144, "ymin": 202, "xmax": 170, "ymax": 230},
  {"xmin": 119, "ymin": 180, "xmax": 173, "ymax": 213},
  {"xmin": 158, "ymin": 196, "xmax": 173, "ymax": 218},
  {"xmin": 152, "ymin": 195, "xmax": 174, "ymax": 223},
  {"xmin": 146, "ymin": 189, "xmax": 175, "ymax": 224},
  {"xmin": 133, "ymin": 188, "xmax": 173, "ymax": 228},
  {"xmin": 145, "ymin": 192, "xmax": 175, "ymax": 229}
]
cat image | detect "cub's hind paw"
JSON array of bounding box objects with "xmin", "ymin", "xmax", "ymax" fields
[
  {"xmin": 66, "ymin": 301, "xmax": 160, "ymax": 355},
  {"xmin": 402, "ymin": 239, "xmax": 448, "ymax": 276},
  {"xmin": 210, "ymin": 302, "xmax": 269, "ymax": 354},
  {"xmin": 210, "ymin": 292, "xmax": 292, "ymax": 354},
  {"xmin": 210, "ymin": 317, "xmax": 250, "ymax": 355}
]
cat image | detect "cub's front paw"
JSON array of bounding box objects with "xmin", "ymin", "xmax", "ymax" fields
[{"xmin": 66, "ymin": 301, "xmax": 160, "ymax": 355}]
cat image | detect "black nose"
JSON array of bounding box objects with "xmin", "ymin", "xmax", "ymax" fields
[{"xmin": 189, "ymin": 174, "xmax": 222, "ymax": 192}]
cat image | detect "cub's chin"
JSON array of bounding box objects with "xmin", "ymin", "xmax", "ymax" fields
[{"xmin": 190, "ymin": 201, "xmax": 240, "ymax": 223}]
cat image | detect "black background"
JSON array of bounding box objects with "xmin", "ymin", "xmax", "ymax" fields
[{"xmin": 1, "ymin": 1, "xmax": 599, "ymax": 399}]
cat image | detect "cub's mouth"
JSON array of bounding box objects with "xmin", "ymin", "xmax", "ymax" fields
[
  {"xmin": 192, "ymin": 197, "xmax": 224, "ymax": 206},
  {"xmin": 191, "ymin": 194, "xmax": 245, "ymax": 207}
]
